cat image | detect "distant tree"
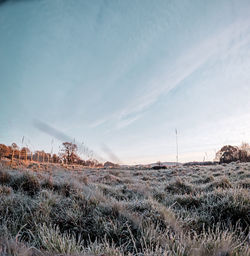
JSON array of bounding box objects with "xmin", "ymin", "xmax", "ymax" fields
[
  {"xmin": 11, "ymin": 142, "xmax": 20, "ymax": 160},
  {"xmin": 61, "ymin": 142, "xmax": 78, "ymax": 164},
  {"xmin": 92, "ymin": 159, "xmax": 99, "ymax": 167},
  {"xmin": 7, "ymin": 146, "xmax": 12, "ymax": 158},
  {"xmin": 11, "ymin": 143, "xmax": 19, "ymax": 162},
  {"xmin": 240, "ymin": 142, "xmax": 250, "ymax": 160},
  {"xmin": 11, "ymin": 143, "xmax": 18, "ymax": 151},
  {"xmin": 240, "ymin": 142, "xmax": 250, "ymax": 152},
  {"xmin": 95, "ymin": 163, "xmax": 104, "ymax": 168},
  {"xmin": 76, "ymin": 158, "xmax": 85, "ymax": 165},
  {"xmin": 238, "ymin": 149, "xmax": 248, "ymax": 162},
  {"xmin": 42, "ymin": 151, "xmax": 45, "ymax": 162},
  {"xmin": 20, "ymin": 147, "xmax": 30, "ymax": 161},
  {"xmin": 85, "ymin": 159, "xmax": 95, "ymax": 167},
  {"xmin": 46, "ymin": 153, "xmax": 51, "ymax": 163},
  {"xmin": 34, "ymin": 151, "xmax": 41, "ymax": 162},
  {"xmin": 0, "ymin": 144, "xmax": 10, "ymax": 159},
  {"xmin": 52, "ymin": 154, "xmax": 59, "ymax": 163},
  {"xmin": 215, "ymin": 145, "xmax": 249, "ymax": 163}
]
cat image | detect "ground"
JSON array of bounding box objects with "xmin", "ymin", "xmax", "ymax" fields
[{"xmin": 0, "ymin": 161, "xmax": 249, "ymax": 255}]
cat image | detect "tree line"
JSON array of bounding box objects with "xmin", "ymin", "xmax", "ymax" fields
[{"xmin": 0, "ymin": 142, "xmax": 104, "ymax": 167}]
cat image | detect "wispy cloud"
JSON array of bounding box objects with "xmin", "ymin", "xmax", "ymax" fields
[
  {"xmin": 104, "ymin": 18, "xmax": 250, "ymax": 132},
  {"xmin": 89, "ymin": 117, "xmax": 108, "ymax": 128},
  {"xmin": 117, "ymin": 18, "xmax": 250, "ymax": 123},
  {"xmin": 115, "ymin": 113, "xmax": 143, "ymax": 130}
]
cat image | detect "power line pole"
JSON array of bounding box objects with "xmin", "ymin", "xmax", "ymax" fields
[{"xmin": 175, "ymin": 128, "xmax": 179, "ymax": 164}]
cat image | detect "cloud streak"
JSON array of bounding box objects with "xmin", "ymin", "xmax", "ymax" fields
[
  {"xmin": 92, "ymin": 17, "xmax": 250, "ymax": 132},
  {"xmin": 116, "ymin": 18, "xmax": 250, "ymax": 124}
]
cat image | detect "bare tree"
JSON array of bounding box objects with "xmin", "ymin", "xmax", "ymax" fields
[{"xmin": 61, "ymin": 142, "xmax": 78, "ymax": 164}]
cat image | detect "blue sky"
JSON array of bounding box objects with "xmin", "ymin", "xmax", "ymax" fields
[{"xmin": 1, "ymin": 0, "xmax": 250, "ymax": 164}]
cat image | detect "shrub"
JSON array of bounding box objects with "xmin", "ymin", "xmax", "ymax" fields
[
  {"xmin": 0, "ymin": 185, "xmax": 12, "ymax": 195},
  {"xmin": 171, "ymin": 194, "xmax": 202, "ymax": 209},
  {"xmin": 78, "ymin": 175, "xmax": 88, "ymax": 185},
  {"xmin": 10, "ymin": 173, "xmax": 40, "ymax": 195},
  {"xmin": 52, "ymin": 182, "xmax": 77, "ymax": 197},
  {"xmin": 41, "ymin": 178, "xmax": 54, "ymax": 190},
  {"xmin": 194, "ymin": 175, "xmax": 215, "ymax": 184},
  {"xmin": 206, "ymin": 177, "xmax": 232, "ymax": 191},
  {"xmin": 165, "ymin": 178, "xmax": 194, "ymax": 194},
  {"xmin": 0, "ymin": 170, "xmax": 11, "ymax": 184}
]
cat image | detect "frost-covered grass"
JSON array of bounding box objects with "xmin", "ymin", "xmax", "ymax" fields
[{"xmin": 0, "ymin": 162, "xmax": 249, "ymax": 255}]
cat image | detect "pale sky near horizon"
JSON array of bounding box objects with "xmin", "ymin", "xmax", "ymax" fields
[{"xmin": 1, "ymin": 0, "xmax": 250, "ymax": 164}]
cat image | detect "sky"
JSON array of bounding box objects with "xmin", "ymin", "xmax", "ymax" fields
[{"xmin": 1, "ymin": 0, "xmax": 250, "ymax": 164}]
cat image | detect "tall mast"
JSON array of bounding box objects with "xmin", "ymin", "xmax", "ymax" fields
[{"xmin": 175, "ymin": 128, "xmax": 178, "ymax": 164}]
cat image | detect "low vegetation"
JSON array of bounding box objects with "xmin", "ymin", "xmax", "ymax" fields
[{"xmin": 0, "ymin": 162, "xmax": 249, "ymax": 255}]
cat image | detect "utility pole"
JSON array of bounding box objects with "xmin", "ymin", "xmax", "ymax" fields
[{"xmin": 175, "ymin": 128, "xmax": 179, "ymax": 164}]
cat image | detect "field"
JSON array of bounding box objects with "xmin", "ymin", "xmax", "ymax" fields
[{"xmin": 0, "ymin": 162, "xmax": 249, "ymax": 256}]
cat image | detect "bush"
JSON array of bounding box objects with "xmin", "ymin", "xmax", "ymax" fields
[
  {"xmin": 165, "ymin": 178, "xmax": 194, "ymax": 194},
  {"xmin": 0, "ymin": 185, "xmax": 12, "ymax": 195},
  {"xmin": 10, "ymin": 173, "xmax": 40, "ymax": 195},
  {"xmin": 206, "ymin": 177, "xmax": 232, "ymax": 191},
  {"xmin": 0, "ymin": 170, "xmax": 11, "ymax": 184}
]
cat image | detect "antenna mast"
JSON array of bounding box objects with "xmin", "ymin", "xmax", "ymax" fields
[{"xmin": 175, "ymin": 128, "xmax": 179, "ymax": 164}]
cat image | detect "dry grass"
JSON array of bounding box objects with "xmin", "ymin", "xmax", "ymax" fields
[{"xmin": 0, "ymin": 162, "xmax": 249, "ymax": 255}]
